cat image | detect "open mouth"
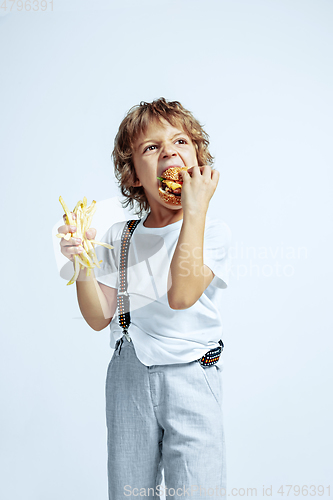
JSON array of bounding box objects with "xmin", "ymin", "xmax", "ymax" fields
[{"xmin": 157, "ymin": 166, "xmax": 187, "ymax": 205}]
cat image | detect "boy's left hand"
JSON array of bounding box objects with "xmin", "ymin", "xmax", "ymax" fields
[{"xmin": 179, "ymin": 165, "xmax": 219, "ymax": 216}]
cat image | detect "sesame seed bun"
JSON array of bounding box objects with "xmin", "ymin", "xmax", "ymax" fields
[
  {"xmin": 162, "ymin": 166, "xmax": 188, "ymax": 182},
  {"xmin": 158, "ymin": 166, "xmax": 188, "ymax": 205}
]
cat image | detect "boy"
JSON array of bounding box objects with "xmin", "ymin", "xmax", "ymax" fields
[{"xmin": 59, "ymin": 98, "xmax": 231, "ymax": 498}]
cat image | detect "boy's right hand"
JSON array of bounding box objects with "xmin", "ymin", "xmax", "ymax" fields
[{"xmin": 58, "ymin": 212, "xmax": 97, "ymax": 262}]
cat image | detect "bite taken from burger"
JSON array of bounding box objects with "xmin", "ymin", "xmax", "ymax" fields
[{"xmin": 157, "ymin": 166, "xmax": 188, "ymax": 205}]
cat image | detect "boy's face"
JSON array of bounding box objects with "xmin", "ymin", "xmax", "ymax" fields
[{"xmin": 132, "ymin": 118, "xmax": 198, "ymax": 210}]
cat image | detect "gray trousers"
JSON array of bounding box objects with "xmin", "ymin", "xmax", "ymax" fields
[{"xmin": 105, "ymin": 334, "xmax": 227, "ymax": 499}]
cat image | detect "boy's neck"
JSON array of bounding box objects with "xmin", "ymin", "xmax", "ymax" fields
[{"xmin": 143, "ymin": 210, "xmax": 184, "ymax": 228}]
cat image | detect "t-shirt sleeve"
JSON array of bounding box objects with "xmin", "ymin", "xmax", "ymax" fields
[
  {"xmin": 204, "ymin": 219, "xmax": 232, "ymax": 289},
  {"xmin": 93, "ymin": 223, "xmax": 122, "ymax": 289}
]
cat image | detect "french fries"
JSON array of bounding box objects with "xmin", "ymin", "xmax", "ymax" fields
[{"xmin": 57, "ymin": 196, "xmax": 113, "ymax": 285}]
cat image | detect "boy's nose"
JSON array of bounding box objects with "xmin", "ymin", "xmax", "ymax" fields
[{"xmin": 161, "ymin": 145, "xmax": 178, "ymax": 158}]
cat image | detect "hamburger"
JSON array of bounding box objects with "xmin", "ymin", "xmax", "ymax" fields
[{"xmin": 157, "ymin": 166, "xmax": 188, "ymax": 205}]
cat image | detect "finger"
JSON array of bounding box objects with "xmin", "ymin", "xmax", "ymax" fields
[
  {"xmin": 72, "ymin": 245, "xmax": 84, "ymax": 255},
  {"xmin": 184, "ymin": 165, "xmax": 198, "ymax": 174},
  {"xmin": 85, "ymin": 228, "xmax": 97, "ymax": 240},
  {"xmin": 60, "ymin": 238, "xmax": 82, "ymax": 252},
  {"xmin": 61, "ymin": 236, "xmax": 82, "ymax": 246},
  {"xmin": 211, "ymin": 168, "xmax": 220, "ymax": 183},
  {"xmin": 61, "ymin": 243, "xmax": 84, "ymax": 257},
  {"xmin": 62, "ymin": 212, "xmax": 77, "ymax": 223},
  {"xmin": 57, "ymin": 224, "xmax": 77, "ymax": 234},
  {"xmin": 188, "ymin": 165, "xmax": 207, "ymax": 176},
  {"xmin": 180, "ymin": 168, "xmax": 192, "ymax": 180},
  {"xmin": 200, "ymin": 165, "xmax": 211, "ymax": 176},
  {"xmin": 62, "ymin": 244, "xmax": 83, "ymax": 254}
]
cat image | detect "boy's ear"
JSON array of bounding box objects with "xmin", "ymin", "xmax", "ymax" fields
[{"xmin": 131, "ymin": 175, "xmax": 142, "ymax": 187}]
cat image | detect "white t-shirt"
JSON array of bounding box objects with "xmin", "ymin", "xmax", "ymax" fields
[{"xmin": 94, "ymin": 213, "xmax": 231, "ymax": 367}]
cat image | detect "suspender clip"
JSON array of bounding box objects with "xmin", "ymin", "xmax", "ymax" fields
[{"xmin": 123, "ymin": 330, "xmax": 131, "ymax": 342}]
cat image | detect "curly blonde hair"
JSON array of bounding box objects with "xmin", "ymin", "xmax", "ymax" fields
[{"xmin": 112, "ymin": 97, "xmax": 214, "ymax": 218}]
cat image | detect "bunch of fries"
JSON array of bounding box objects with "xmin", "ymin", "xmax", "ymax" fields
[{"xmin": 57, "ymin": 196, "xmax": 113, "ymax": 285}]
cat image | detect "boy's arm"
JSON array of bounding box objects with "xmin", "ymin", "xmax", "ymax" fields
[
  {"xmin": 167, "ymin": 165, "xmax": 219, "ymax": 310},
  {"xmin": 167, "ymin": 211, "xmax": 214, "ymax": 310},
  {"xmin": 76, "ymin": 269, "xmax": 118, "ymax": 331},
  {"xmin": 58, "ymin": 219, "xmax": 118, "ymax": 329}
]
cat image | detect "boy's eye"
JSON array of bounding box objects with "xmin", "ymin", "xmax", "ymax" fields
[
  {"xmin": 144, "ymin": 145, "xmax": 157, "ymax": 153},
  {"xmin": 143, "ymin": 138, "xmax": 187, "ymax": 153}
]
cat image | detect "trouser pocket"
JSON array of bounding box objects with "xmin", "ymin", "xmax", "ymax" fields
[{"xmin": 196, "ymin": 360, "xmax": 222, "ymax": 410}]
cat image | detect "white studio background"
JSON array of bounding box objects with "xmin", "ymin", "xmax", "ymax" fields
[{"xmin": 1, "ymin": 1, "xmax": 332, "ymax": 499}]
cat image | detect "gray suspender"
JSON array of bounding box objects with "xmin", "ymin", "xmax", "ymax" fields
[{"xmin": 117, "ymin": 219, "xmax": 141, "ymax": 341}]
